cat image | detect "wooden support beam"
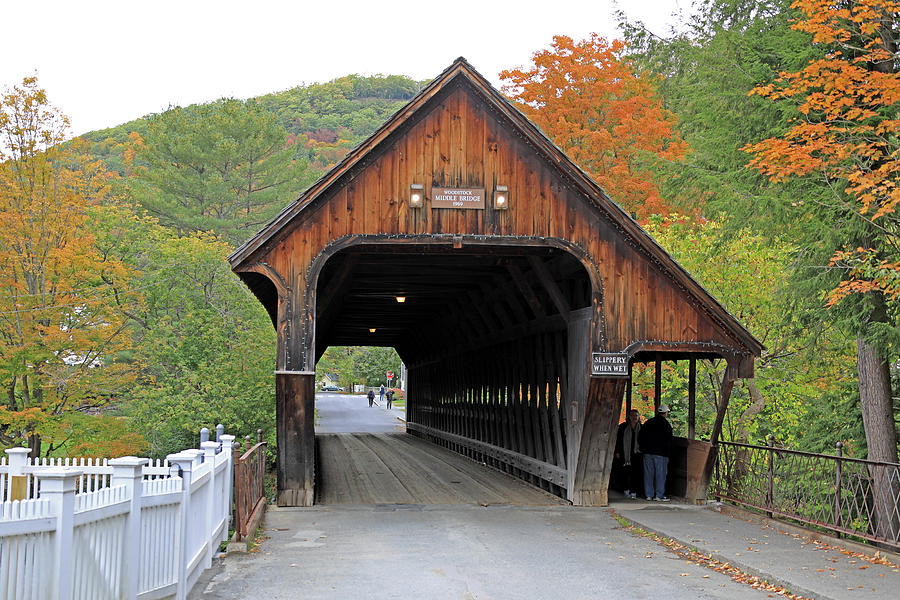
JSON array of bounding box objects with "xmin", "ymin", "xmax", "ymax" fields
[
  {"xmin": 507, "ymin": 263, "xmax": 546, "ymax": 318},
  {"xmin": 571, "ymin": 377, "xmax": 627, "ymax": 506},
  {"xmin": 275, "ymin": 372, "xmax": 315, "ymax": 507},
  {"xmin": 626, "ymin": 363, "xmax": 632, "ymax": 416},
  {"xmin": 527, "ymin": 255, "xmax": 570, "ymax": 317},
  {"xmin": 688, "ymin": 358, "xmax": 697, "ymax": 440},
  {"xmin": 479, "ymin": 283, "xmax": 515, "ymax": 330},
  {"xmin": 654, "ymin": 354, "xmax": 662, "ymax": 411},
  {"xmin": 709, "ymin": 373, "xmax": 736, "ymax": 445}
]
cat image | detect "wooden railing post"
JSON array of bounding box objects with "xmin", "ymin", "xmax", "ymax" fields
[
  {"xmin": 167, "ymin": 451, "xmax": 197, "ymax": 600},
  {"xmin": 110, "ymin": 456, "xmax": 150, "ymax": 600},
  {"xmin": 37, "ymin": 469, "xmax": 81, "ymax": 600}
]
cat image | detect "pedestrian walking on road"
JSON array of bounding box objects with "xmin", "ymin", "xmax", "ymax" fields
[
  {"xmin": 639, "ymin": 404, "xmax": 672, "ymax": 501},
  {"xmin": 379, "ymin": 384, "xmax": 385, "ymax": 403},
  {"xmin": 385, "ymin": 389, "xmax": 394, "ymax": 409},
  {"xmin": 367, "ymin": 389, "xmax": 375, "ymax": 407}
]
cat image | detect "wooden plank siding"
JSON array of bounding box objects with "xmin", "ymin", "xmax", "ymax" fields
[
  {"xmin": 248, "ymin": 83, "xmax": 755, "ymax": 368},
  {"xmin": 230, "ymin": 59, "xmax": 761, "ymax": 507}
]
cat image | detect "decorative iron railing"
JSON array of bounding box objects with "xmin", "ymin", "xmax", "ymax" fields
[
  {"xmin": 233, "ymin": 429, "xmax": 267, "ymax": 541},
  {"xmin": 710, "ymin": 437, "xmax": 900, "ymax": 550}
]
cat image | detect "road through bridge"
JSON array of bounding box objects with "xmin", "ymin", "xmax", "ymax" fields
[{"xmin": 315, "ymin": 392, "xmax": 565, "ymax": 506}]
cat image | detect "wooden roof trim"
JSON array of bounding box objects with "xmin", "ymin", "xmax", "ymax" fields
[
  {"xmin": 228, "ymin": 59, "xmax": 470, "ymax": 268},
  {"xmin": 228, "ymin": 57, "xmax": 762, "ymax": 355}
]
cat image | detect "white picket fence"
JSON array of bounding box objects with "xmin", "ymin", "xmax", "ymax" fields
[{"xmin": 0, "ymin": 431, "xmax": 236, "ymax": 600}]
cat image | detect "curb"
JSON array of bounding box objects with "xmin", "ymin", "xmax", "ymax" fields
[
  {"xmin": 617, "ymin": 510, "xmax": 830, "ymax": 600},
  {"xmin": 712, "ymin": 503, "xmax": 900, "ymax": 566}
]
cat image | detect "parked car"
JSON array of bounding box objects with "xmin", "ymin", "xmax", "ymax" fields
[{"xmin": 321, "ymin": 384, "xmax": 343, "ymax": 392}]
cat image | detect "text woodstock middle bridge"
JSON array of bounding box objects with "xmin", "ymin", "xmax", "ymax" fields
[{"xmin": 228, "ymin": 58, "xmax": 762, "ymax": 507}]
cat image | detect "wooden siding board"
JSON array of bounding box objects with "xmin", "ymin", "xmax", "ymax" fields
[{"xmin": 251, "ymin": 75, "xmax": 757, "ymax": 362}]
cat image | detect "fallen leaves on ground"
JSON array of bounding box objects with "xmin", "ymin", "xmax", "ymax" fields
[{"xmin": 610, "ymin": 509, "xmax": 812, "ymax": 600}]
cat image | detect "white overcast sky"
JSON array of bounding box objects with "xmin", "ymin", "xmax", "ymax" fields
[{"xmin": 1, "ymin": 0, "xmax": 692, "ymax": 136}]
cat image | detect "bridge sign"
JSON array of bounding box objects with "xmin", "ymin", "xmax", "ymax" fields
[{"xmin": 591, "ymin": 353, "xmax": 629, "ymax": 377}]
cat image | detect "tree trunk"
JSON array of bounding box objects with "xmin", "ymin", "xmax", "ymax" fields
[
  {"xmin": 857, "ymin": 334, "xmax": 898, "ymax": 462},
  {"xmin": 736, "ymin": 379, "xmax": 767, "ymax": 444},
  {"xmin": 856, "ymin": 333, "xmax": 900, "ymax": 543}
]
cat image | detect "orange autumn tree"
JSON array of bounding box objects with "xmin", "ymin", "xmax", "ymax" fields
[
  {"xmin": 0, "ymin": 77, "xmax": 143, "ymax": 456},
  {"xmin": 745, "ymin": 0, "xmax": 900, "ymax": 303},
  {"xmin": 500, "ymin": 34, "xmax": 688, "ymax": 221},
  {"xmin": 744, "ymin": 1, "xmax": 898, "ymax": 537}
]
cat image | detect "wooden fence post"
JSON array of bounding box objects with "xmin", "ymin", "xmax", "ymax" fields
[
  {"xmin": 37, "ymin": 469, "xmax": 81, "ymax": 600},
  {"xmin": 110, "ymin": 457, "xmax": 150, "ymax": 600}
]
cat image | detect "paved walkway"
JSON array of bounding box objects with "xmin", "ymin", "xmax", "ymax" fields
[{"xmin": 614, "ymin": 499, "xmax": 899, "ymax": 599}]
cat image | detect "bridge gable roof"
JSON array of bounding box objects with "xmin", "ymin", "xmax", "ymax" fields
[{"xmin": 229, "ymin": 57, "xmax": 763, "ymax": 359}]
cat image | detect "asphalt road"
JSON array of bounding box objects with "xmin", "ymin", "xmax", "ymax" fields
[
  {"xmin": 192, "ymin": 504, "xmax": 775, "ymax": 600},
  {"xmin": 315, "ymin": 392, "xmax": 404, "ymax": 434},
  {"xmin": 189, "ymin": 392, "xmax": 776, "ymax": 599}
]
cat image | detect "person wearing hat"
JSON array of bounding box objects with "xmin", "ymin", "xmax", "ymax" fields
[{"xmin": 639, "ymin": 404, "xmax": 673, "ymax": 501}]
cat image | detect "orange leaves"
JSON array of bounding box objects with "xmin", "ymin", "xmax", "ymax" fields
[
  {"xmin": 500, "ymin": 34, "xmax": 688, "ymax": 221},
  {"xmin": 744, "ymin": 1, "xmax": 900, "ymax": 304},
  {"xmin": 826, "ymin": 248, "xmax": 900, "ymax": 306},
  {"xmin": 0, "ymin": 76, "xmax": 138, "ymax": 452}
]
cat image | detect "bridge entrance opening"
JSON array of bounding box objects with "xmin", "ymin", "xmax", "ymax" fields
[{"xmin": 312, "ymin": 243, "xmax": 593, "ymax": 502}]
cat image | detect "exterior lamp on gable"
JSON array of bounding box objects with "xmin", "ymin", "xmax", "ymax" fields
[
  {"xmin": 409, "ymin": 184, "xmax": 424, "ymax": 208},
  {"xmin": 493, "ymin": 185, "xmax": 509, "ymax": 210}
]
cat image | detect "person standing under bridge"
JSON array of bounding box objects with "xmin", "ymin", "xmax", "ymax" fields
[
  {"xmin": 615, "ymin": 409, "xmax": 643, "ymax": 498},
  {"xmin": 639, "ymin": 405, "xmax": 672, "ymax": 501}
]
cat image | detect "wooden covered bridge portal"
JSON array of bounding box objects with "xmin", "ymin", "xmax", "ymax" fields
[{"xmin": 229, "ymin": 58, "xmax": 762, "ymax": 507}]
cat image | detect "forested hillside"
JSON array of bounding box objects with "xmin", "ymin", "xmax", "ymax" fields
[{"xmin": 0, "ymin": 0, "xmax": 896, "ymax": 462}]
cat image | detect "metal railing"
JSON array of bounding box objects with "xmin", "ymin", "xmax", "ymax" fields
[
  {"xmin": 710, "ymin": 436, "xmax": 900, "ymax": 549},
  {"xmin": 233, "ymin": 429, "xmax": 267, "ymax": 541}
]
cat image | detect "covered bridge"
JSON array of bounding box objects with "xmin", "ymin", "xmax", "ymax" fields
[{"xmin": 229, "ymin": 58, "xmax": 762, "ymax": 507}]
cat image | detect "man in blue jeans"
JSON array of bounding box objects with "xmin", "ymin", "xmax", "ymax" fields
[{"xmin": 639, "ymin": 404, "xmax": 673, "ymax": 501}]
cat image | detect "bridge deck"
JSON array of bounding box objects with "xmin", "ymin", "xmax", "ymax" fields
[{"xmin": 316, "ymin": 432, "xmax": 567, "ymax": 506}]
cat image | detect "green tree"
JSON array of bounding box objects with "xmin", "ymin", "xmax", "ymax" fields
[
  {"xmin": 644, "ymin": 217, "xmax": 857, "ymax": 449},
  {"xmin": 618, "ymin": 0, "xmax": 883, "ymax": 455},
  {"xmin": 743, "ymin": 0, "xmax": 899, "ymax": 463},
  {"xmin": 316, "ymin": 346, "xmax": 402, "ymax": 389},
  {"xmin": 124, "ymin": 231, "xmax": 276, "ymax": 458},
  {"xmin": 133, "ymin": 98, "xmax": 313, "ymax": 245}
]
